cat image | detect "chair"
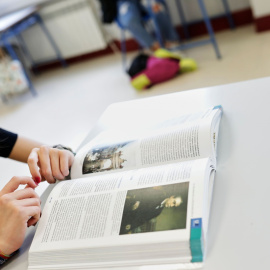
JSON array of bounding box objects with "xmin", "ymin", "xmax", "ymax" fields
[
  {"xmin": 0, "ymin": 10, "xmax": 67, "ymax": 96},
  {"xmin": 174, "ymin": 0, "xmax": 223, "ymax": 59},
  {"xmin": 176, "ymin": 0, "xmax": 235, "ymax": 40}
]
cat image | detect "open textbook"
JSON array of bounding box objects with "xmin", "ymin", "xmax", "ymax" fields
[{"xmin": 28, "ymin": 106, "xmax": 223, "ymax": 270}]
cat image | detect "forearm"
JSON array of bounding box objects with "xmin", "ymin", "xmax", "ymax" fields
[{"xmin": 9, "ymin": 136, "xmax": 43, "ymax": 163}]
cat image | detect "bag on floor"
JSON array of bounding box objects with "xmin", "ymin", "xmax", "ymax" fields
[
  {"xmin": 127, "ymin": 48, "xmax": 197, "ymax": 90},
  {"xmin": 0, "ymin": 48, "xmax": 28, "ymax": 98}
]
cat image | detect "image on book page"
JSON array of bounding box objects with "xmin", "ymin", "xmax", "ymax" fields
[
  {"xmin": 120, "ymin": 182, "xmax": 189, "ymax": 235},
  {"xmin": 71, "ymin": 106, "xmax": 222, "ymax": 179},
  {"xmin": 71, "ymin": 130, "xmax": 140, "ymax": 178},
  {"xmin": 82, "ymin": 139, "xmax": 135, "ymax": 175}
]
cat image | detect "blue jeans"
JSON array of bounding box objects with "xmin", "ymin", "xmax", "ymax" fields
[{"xmin": 117, "ymin": 0, "xmax": 179, "ymax": 48}]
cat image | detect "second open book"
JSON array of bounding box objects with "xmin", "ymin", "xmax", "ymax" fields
[{"xmin": 28, "ymin": 106, "xmax": 222, "ymax": 270}]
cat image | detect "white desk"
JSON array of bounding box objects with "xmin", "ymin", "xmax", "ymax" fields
[{"xmin": 4, "ymin": 77, "xmax": 270, "ymax": 269}]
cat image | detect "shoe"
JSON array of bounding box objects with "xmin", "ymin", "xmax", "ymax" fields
[
  {"xmin": 154, "ymin": 48, "xmax": 182, "ymax": 60},
  {"xmin": 180, "ymin": 58, "xmax": 198, "ymax": 73},
  {"xmin": 131, "ymin": 74, "xmax": 151, "ymax": 90}
]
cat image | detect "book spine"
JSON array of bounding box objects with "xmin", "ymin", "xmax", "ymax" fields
[{"xmin": 190, "ymin": 218, "xmax": 203, "ymax": 263}]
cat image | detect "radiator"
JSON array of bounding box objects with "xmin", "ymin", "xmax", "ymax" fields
[{"xmin": 21, "ymin": 0, "xmax": 107, "ymax": 62}]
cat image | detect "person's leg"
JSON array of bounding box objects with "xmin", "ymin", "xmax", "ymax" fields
[
  {"xmin": 146, "ymin": 0, "xmax": 180, "ymax": 43},
  {"xmin": 117, "ymin": 1, "xmax": 159, "ymax": 50}
]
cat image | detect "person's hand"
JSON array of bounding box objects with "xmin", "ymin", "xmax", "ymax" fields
[
  {"xmin": 28, "ymin": 146, "xmax": 75, "ymax": 184},
  {"xmin": 152, "ymin": 3, "xmax": 163, "ymax": 13},
  {"xmin": 0, "ymin": 176, "xmax": 41, "ymax": 255}
]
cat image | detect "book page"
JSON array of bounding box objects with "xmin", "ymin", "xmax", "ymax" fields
[
  {"xmin": 71, "ymin": 106, "xmax": 222, "ymax": 179},
  {"xmin": 30, "ymin": 158, "xmax": 212, "ymax": 255}
]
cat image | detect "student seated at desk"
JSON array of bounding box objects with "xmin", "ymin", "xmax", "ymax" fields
[{"xmin": 0, "ymin": 128, "xmax": 75, "ymax": 265}]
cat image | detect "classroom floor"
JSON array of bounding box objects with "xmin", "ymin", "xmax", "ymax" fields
[{"xmin": 0, "ymin": 24, "xmax": 270, "ymax": 190}]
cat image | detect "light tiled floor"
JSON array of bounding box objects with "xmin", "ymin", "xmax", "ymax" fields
[{"xmin": 0, "ymin": 24, "xmax": 270, "ymax": 189}]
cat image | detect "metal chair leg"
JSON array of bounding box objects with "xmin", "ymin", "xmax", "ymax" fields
[
  {"xmin": 221, "ymin": 0, "xmax": 235, "ymax": 29},
  {"xmin": 34, "ymin": 13, "xmax": 67, "ymax": 68},
  {"xmin": 175, "ymin": 0, "xmax": 190, "ymax": 39},
  {"xmin": 16, "ymin": 33, "xmax": 40, "ymax": 74},
  {"xmin": 120, "ymin": 29, "xmax": 128, "ymax": 72},
  {"xmin": 198, "ymin": 0, "xmax": 222, "ymax": 59}
]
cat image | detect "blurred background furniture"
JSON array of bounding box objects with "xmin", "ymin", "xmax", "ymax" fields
[
  {"xmin": 116, "ymin": 0, "xmax": 171, "ymax": 71},
  {"xmin": 117, "ymin": 0, "xmax": 223, "ymax": 69},
  {"xmin": 176, "ymin": 0, "xmax": 235, "ymax": 40},
  {"xmin": 117, "ymin": 13, "xmax": 164, "ymax": 71},
  {"xmin": 174, "ymin": 0, "xmax": 222, "ymax": 59},
  {"xmin": 0, "ymin": 5, "xmax": 66, "ymax": 95}
]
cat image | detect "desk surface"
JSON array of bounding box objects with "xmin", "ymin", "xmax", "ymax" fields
[
  {"xmin": 0, "ymin": 6, "xmax": 39, "ymax": 33},
  {"xmin": 4, "ymin": 77, "xmax": 270, "ymax": 270}
]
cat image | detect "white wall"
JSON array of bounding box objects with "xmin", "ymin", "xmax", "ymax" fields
[{"xmin": 249, "ymin": 0, "xmax": 270, "ymax": 18}]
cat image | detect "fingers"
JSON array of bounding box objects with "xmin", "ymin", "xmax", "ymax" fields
[
  {"xmin": 68, "ymin": 152, "xmax": 75, "ymax": 168},
  {"xmin": 39, "ymin": 146, "xmax": 55, "ymax": 183},
  {"xmin": 18, "ymin": 198, "xmax": 41, "ymax": 207},
  {"xmin": 59, "ymin": 150, "xmax": 74, "ymax": 177},
  {"xmin": 27, "ymin": 217, "xmax": 39, "ymax": 227},
  {"xmin": 1, "ymin": 188, "xmax": 41, "ymax": 208},
  {"xmin": 12, "ymin": 188, "xmax": 40, "ymax": 201},
  {"xmin": 27, "ymin": 148, "xmax": 42, "ymax": 184},
  {"xmin": 1, "ymin": 176, "xmax": 37, "ymax": 195},
  {"xmin": 52, "ymin": 149, "xmax": 74, "ymax": 179},
  {"xmin": 24, "ymin": 206, "xmax": 41, "ymax": 227},
  {"xmin": 0, "ymin": 179, "xmax": 42, "ymax": 254},
  {"xmin": 59, "ymin": 151, "xmax": 69, "ymax": 177},
  {"xmin": 28, "ymin": 145, "xmax": 74, "ymax": 184},
  {"xmin": 50, "ymin": 150, "xmax": 65, "ymax": 181},
  {"xmin": 0, "ymin": 188, "xmax": 41, "ymax": 228}
]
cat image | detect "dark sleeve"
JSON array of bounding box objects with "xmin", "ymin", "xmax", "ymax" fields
[{"xmin": 0, "ymin": 128, "xmax": 18, "ymax": 158}]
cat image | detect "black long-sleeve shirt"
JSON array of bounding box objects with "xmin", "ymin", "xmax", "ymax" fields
[{"xmin": 0, "ymin": 128, "xmax": 18, "ymax": 158}]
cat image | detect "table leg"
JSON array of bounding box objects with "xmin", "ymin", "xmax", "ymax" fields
[
  {"xmin": 175, "ymin": 0, "xmax": 190, "ymax": 39},
  {"xmin": 198, "ymin": 0, "xmax": 221, "ymax": 59},
  {"xmin": 34, "ymin": 13, "xmax": 67, "ymax": 68},
  {"xmin": 221, "ymin": 0, "xmax": 235, "ymax": 29},
  {"xmin": 120, "ymin": 29, "xmax": 128, "ymax": 72},
  {"xmin": 16, "ymin": 34, "xmax": 38, "ymax": 72}
]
